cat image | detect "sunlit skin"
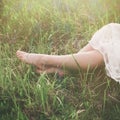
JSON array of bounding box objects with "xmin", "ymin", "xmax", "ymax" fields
[{"xmin": 16, "ymin": 44, "xmax": 104, "ymax": 75}]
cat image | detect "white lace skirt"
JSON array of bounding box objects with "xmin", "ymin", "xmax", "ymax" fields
[{"xmin": 89, "ymin": 23, "xmax": 120, "ymax": 83}]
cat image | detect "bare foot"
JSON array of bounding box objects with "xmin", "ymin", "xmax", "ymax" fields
[
  {"xmin": 36, "ymin": 66, "xmax": 64, "ymax": 74},
  {"xmin": 36, "ymin": 66, "xmax": 66, "ymax": 77},
  {"xmin": 16, "ymin": 50, "xmax": 45, "ymax": 68}
]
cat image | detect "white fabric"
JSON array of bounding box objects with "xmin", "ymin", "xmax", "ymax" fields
[{"xmin": 89, "ymin": 23, "xmax": 120, "ymax": 83}]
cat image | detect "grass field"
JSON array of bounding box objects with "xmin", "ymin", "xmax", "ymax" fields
[{"xmin": 0, "ymin": 0, "xmax": 120, "ymax": 120}]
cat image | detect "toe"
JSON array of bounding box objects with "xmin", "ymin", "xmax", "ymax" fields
[{"xmin": 16, "ymin": 50, "xmax": 27, "ymax": 61}]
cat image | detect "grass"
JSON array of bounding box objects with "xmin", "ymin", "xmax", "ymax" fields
[{"xmin": 0, "ymin": 0, "xmax": 120, "ymax": 119}]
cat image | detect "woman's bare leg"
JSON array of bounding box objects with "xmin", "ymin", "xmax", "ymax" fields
[
  {"xmin": 36, "ymin": 43, "xmax": 95, "ymax": 74},
  {"xmin": 16, "ymin": 48, "xmax": 104, "ymax": 71},
  {"xmin": 43, "ymin": 50, "xmax": 104, "ymax": 70},
  {"xmin": 16, "ymin": 51, "xmax": 66, "ymax": 74},
  {"xmin": 37, "ymin": 43, "xmax": 95, "ymax": 73}
]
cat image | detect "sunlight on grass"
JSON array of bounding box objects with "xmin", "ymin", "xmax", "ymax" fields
[{"xmin": 0, "ymin": 0, "xmax": 120, "ymax": 119}]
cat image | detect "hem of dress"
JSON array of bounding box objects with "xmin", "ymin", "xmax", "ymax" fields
[{"xmin": 89, "ymin": 41, "xmax": 120, "ymax": 84}]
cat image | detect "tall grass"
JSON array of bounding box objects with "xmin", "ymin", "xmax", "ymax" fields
[{"xmin": 0, "ymin": 0, "xmax": 120, "ymax": 119}]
